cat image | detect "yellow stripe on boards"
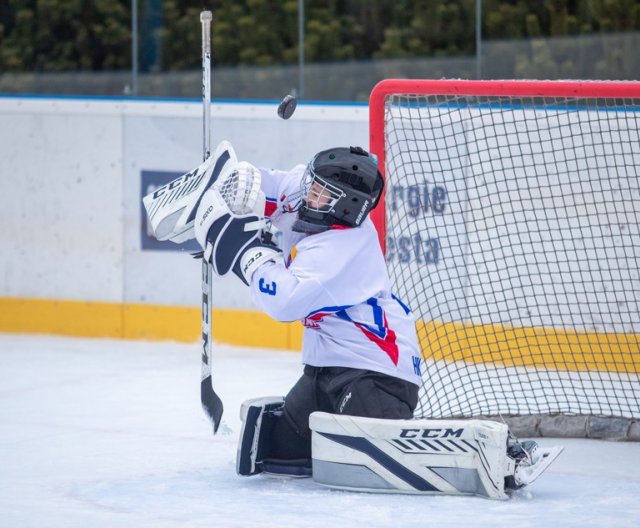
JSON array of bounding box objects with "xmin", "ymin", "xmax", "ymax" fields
[
  {"xmin": 418, "ymin": 320, "xmax": 640, "ymax": 374},
  {"xmin": 3, "ymin": 297, "xmax": 637, "ymax": 374},
  {"xmin": 212, "ymin": 309, "xmax": 303, "ymax": 350},
  {"xmin": 0, "ymin": 297, "xmax": 125, "ymax": 338},
  {"xmin": 0, "ymin": 297, "xmax": 303, "ymax": 350}
]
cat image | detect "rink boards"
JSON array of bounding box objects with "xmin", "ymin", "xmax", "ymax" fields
[
  {"xmin": 0, "ymin": 96, "xmax": 367, "ymax": 347},
  {"xmin": 0, "ymin": 95, "xmax": 638, "ymax": 375}
]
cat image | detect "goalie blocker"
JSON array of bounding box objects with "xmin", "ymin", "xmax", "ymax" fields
[{"xmin": 309, "ymin": 412, "xmax": 563, "ymax": 499}]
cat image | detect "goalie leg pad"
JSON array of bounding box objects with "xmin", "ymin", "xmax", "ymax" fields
[
  {"xmin": 310, "ymin": 412, "xmax": 513, "ymax": 499},
  {"xmin": 237, "ymin": 396, "xmax": 285, "ymax": 476},
  {"xmin": 237, "ymin": 397, "xmax": 313, "ymax": 477}
]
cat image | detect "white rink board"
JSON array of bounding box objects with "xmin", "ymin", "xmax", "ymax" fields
[
  {"xmin": 0, "ymin": 104, "xmax": 124, "ymax": 302},
  {"xmin": 2, "ymin": 95, "xmax": 637, "ymax": 330},
  {"xmin": 0, "ymin": 96, "xmax": 368, "ymax": 309},
  {"xmin": 385, "ymin": 104, "xmax": 640, "ymax": 334}
]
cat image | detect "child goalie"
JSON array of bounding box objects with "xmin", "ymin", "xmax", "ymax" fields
[{"xmin": 189, "ymin": 144, "xmax": 562, "ymax": 499}]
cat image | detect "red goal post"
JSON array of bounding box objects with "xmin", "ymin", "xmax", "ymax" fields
[{"xmin": 369, "ymin": 79, "xmax": 640, "ymax": 439}]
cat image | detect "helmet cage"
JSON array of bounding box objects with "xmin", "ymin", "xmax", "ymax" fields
[{"xmin": 300, "ymin": 165, "xmax": 346, "ymax": 214}]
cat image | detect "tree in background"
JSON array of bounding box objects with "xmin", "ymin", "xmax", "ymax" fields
[
  {"xmin": 0, "ymin": 0, "xmax": 638, "ymax": 72},
  {"xmin": 0, "ymin": 0, "xmax": 130, "ymax": 71}
]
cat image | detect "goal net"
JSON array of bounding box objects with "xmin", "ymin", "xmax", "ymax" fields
[{"xmin": 369, "ymin": 80, "xmax": 640, "ymax": 439}]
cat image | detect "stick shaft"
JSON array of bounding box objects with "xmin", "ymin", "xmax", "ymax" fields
[
  {"xmin": 201, "ymin": 10, "xmax": 213, "ymax": 381},
  {"xmin": 199, "ymin": 10, "xmax": 222, "ymax": 434},
  {"xmin": 201, "ymin": 11, "xmax": 212, "ymax": 161}
]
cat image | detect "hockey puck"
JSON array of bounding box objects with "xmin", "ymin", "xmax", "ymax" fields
[{"xmin": 277, "ymin": 94, "xmax": 297, "ymax": 120}]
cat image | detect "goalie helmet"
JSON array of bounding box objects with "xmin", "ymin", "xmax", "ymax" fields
[{"xmin": 292, "ymin": 146, "xmax": 384, "ymax": 233}]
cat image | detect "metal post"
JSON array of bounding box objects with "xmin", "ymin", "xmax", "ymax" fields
[
  {"xmin": 298, "ymin": 0, "xmax": 304, "ymax": 99},
  {"xmin": 476, "ymin": 0, "xmax": 482, "ymax": 80},
  {"xmin": 131, "ymin": 0, "xmax": 139, "ymax": 95}
]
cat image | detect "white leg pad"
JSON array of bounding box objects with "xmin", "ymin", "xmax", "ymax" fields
[
  {"xmin": 310, "ymin": 412, "xmax": 514, "ymax": 499},
  {"xmin": 236, "ymin": 396, "xmax": 284, "ymax": 476}
]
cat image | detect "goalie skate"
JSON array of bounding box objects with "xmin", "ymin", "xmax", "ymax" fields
[{"xmin": 507, "ymin": 440, "xmax": 564, "ymax": 490}]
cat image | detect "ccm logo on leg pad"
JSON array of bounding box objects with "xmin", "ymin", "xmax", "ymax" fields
[{"xmin": 399, "ymin": 428, "xmax": 464, "ymax": 439}]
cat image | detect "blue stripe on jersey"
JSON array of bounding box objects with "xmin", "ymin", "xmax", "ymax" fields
[
  {"xmin": 305, "ymin": 299, "xmax": 393, "ymax": 340},
  {"xmin": 333, "ymin": 298, "xmax": 387, "ymax": 339},
  {"xmin": 392, "ymin": 294, "xmax": 411, "ymax": 315},
  {"xmin": 362, "ymin": 298, "xmax": 387, "ymax": 338},
  {"xmin": 306, "ymin": 303, "xmax": 354, "ymax": 318},
  {"xmin": 366, "ymin": 298, "xmax": 384, "ymax": 329}
]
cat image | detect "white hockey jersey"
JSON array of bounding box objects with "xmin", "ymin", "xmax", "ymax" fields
[{"xmin": 250, "ymin": 166, "xmax": 422, "ymax": 386}]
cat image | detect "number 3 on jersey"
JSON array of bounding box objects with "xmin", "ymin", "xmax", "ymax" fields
[{"xmin": 258, "ymin": 278, "xmax": 277, "ymax": 296}]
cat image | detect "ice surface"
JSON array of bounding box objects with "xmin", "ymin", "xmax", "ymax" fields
[{"xmin": 1, "ymin": 333, "xmax": 639, "ymax": 528}]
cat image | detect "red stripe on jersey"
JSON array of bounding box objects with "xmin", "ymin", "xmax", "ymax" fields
[{"xmin": 354, "ymin": 313, "xmax": 399, "ymax": 366}]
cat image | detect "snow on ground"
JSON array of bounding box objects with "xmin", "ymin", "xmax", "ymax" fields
[{"xmin": 1, "ymin": 333, "xmax": 639, "ymax": 528}]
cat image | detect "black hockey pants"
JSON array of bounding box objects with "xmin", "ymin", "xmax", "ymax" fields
[{"xmin": 269, "ymin": 365, "xmax": 419, "ymax": 460}]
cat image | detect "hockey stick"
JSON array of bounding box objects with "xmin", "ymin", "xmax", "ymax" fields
[{"xmin": 199, "ymin": 10, "xmax": 224, "ymax": 434}]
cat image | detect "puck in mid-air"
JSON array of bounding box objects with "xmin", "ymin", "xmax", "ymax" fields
[{"xmin": 277, "ymin": 94, "xmax": 297, "ymax": 120}]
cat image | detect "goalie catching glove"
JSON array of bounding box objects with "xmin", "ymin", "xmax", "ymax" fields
[{"xmin": 194, "ymin": 162, "xmax": 281, "ymax": 285}]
